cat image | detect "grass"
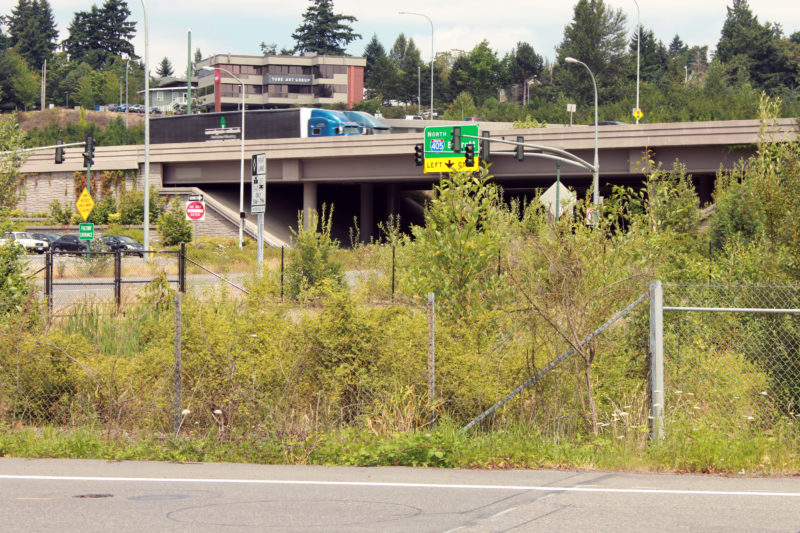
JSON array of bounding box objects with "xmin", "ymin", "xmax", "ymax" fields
[
  {"xmin": 17, "ymin": 108, "xmax": 144, "ymax": 132},
  {"xmin": 2, "ymin": 422, "xmax": 798, "ymax": 475}
]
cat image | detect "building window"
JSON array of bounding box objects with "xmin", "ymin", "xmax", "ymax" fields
[
  {"xmin": 314, "ymin": 85, "xmax": 333, "ymax": 98},
  {"xmin": 220, "ymin": 84, "xmax": 241, "ymax": 97}
]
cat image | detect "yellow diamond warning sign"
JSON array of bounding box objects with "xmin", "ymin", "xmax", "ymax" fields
[{"xmin": 76, "ymin": 187, "xmax": 95, "ymax": 221}]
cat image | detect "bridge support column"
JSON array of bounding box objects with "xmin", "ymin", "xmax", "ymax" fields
[
  {"xmin": 387, "ymin": 183, "xmax": 398, "ymax": 219},
  {"xmin": 360, "ymin": 183, "xmax": 374, "ymax": 243},
  {"xmin": 303, "ymin": 181, "xmax": 317, "ymax": 230}
]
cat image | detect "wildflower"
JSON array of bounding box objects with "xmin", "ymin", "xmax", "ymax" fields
[{"xmin": 181, "ymin": 409, "xmax": 190, "ymax": 416}]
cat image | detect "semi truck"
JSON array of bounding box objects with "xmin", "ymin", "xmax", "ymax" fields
[{"xmin": 150, "ymin": 108, "xmax": 362, "ymax": 144}]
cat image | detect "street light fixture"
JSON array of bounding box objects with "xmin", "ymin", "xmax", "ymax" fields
[
  {"xmin": 634, "ymin": 0, "xmax": 640, "ymax": 125},
  {"xmin": 201, "ymin": 66, "xmax": 246, "ymax": 248},
  {"xmin": 399, "ymin": 11, "xmax": 434, "ymax": 120},
  {"xmin": 564, "ymin": 56, "xmax": 599, "ymax": 206}
]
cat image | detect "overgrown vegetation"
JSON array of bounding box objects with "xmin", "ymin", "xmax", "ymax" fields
[{"xmin": 1, "ymin": 98, "xmax": 799, "ymax": 474}]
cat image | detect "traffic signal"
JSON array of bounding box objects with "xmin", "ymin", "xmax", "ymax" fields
[
  {"xmin": 83, "ymin": 135, "xmax": 95, "ymax": 168},
  {"xmin": 452, "ymin": 126, "xmax": 461, "ymax": 152},
  {"xmin": 414, "ymin": 143, "xmax": 424, "ymax": 166},
  {"xmin": 465, "ymin": 143, "xmax": 475, "ymax": 167},
  {"xmin": 515, "ymin": 135, "xmax": 524, "ymax": 161},
  {"xmin": 480, "ymin": 131, "xmax": 490, "ymax": 163},
  {"xmin": 55, "ymin": 138, "xmax": 64, "ymax": 164}
]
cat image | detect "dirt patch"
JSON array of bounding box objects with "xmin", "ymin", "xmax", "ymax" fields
[{"xmin": 17, "ymin": 107, "xmax": 144, "ymax": 132}]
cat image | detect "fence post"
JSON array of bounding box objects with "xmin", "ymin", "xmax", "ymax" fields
[
  {"xmin": 45, "ymin": 248, "xmax": 53, "ymax": 317},
  {"xmin": 280, "ymin": 245, "xmax": 285, "ymax": 301},
  {"xmin": 649, "ymin": 280, "xmax": 665, "ymax": 440},
  {"xmin": 179, "ymin": 242, "xmax": 186, "ymax": 293},
  {"xmin": 427, "ymin": 292, "xmax": 435, "ymax": 426},
  {"xmin": 391, "ymin": 245, "xmax": 396, "ymax": 299},
  {"xmin": 173, "ymin": 291, "xmax": 182, "ymax": 435},
  {"xmin": 114, "ymin": 249, "xmax": 121, "ymax": 312}
]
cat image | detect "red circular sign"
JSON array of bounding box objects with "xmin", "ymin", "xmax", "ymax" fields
[{"xmin": 186, "ymin": 201, "xmax": 205, "ymax": 220}]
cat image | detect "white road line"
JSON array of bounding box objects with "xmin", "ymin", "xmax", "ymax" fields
[
  {"xmin": 491, "ymin": 507, "xmax": 518, "ymax": 518},
  {"xmin": 1, "ymin": 475, "xmax": 799, "ymax": 498}
]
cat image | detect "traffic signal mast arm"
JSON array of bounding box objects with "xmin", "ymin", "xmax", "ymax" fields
[
  {"xmin": 459, "ymin": 133, "xmax": 597, "ymax": 173},
  {"xmin": 0, "ymin": 141, "xmax": 86, "ymax": 156}
]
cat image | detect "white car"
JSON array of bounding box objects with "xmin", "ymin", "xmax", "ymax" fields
[{"xmin": 1, "ymin": 231, "xmax": 48, "ymax": 254}]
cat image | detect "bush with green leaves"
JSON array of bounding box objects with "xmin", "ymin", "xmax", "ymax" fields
[
  {"xmin": 285, "ymin": 205, "xmax": 343, "ymax": 300},
  {"xmin": 88, "ymin": 195, "xmax": 116, "ymax": 225},
  {"xmin": 399, "ymin": 167, "xmax": 509, "ymax": 317},
  {"xmin": 47, "ymin": 199, "xmax": 73, "ymax": 225},
  {"xmin": 118, "ymin": 187, "xmax": 163, "ymax": 225},
  {"xmin": 157, "ymin": 199, "xmax": 192, "ymax": 246}
]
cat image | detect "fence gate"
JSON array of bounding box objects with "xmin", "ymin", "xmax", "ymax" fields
[{"xmin": 649, "ymin": 280, "xmax": 800, "ymax": 440}]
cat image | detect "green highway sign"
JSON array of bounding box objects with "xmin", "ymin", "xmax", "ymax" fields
[
  {"xmin": 423, "ymin": 124, "xmax": 479, "ymax": 174},
  {"xmin": 79, "ymin": 222, "xmax": 94, "ymax": 240}
]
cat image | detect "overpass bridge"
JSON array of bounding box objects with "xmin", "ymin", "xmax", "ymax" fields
[{"xmin": 19, "ymin": 119, "xmax": 797, "ymax": 245}]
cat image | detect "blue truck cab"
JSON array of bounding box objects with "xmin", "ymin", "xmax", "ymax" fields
[
  {"xmin": 342, "ymin": 111, "xmax": 391, "ymax": 134},
  {"xmin": 303, "ymin": 109, "xmax": 362, "ymax": 137}
]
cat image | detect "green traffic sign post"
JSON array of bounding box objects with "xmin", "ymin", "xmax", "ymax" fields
[{"xmin": 423, "ymin": 125, "xmax": 480, "ymax": 174}]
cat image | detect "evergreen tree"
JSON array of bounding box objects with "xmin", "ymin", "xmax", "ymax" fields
[
  {"xmin": 156, "ymin": 56, "xmax": 173, "ymax": 78},
  {"xmin": 631, "ymin": 28, "xmax": 669, "ymax": 88},
  {"xmin": 291, "ymin": 0, "xmax": 361, "ymax": 56},
  {"xmin": 506, "ymin": 42, "xmax": 544, "ymax": 103},
  {"xmin": 396, "ymin": 37, "xmax": 423, "ymax": 105},
  {"xmin": 194, "ymin": 48, "xmax": 203, "ymax": 64},
  {"xmin": 555, "ymin": 0, "xmax": 629, "ymax": 106},
  {"xmin": 363, "ymin": 35, "xmax": 398, "ymax": 103},
  {"xmin": 668, "ymin": 35, "xmax": 687, "ymax": 58},
  {"xmin": 64, "ymin": 0, "xmax": 136, "ymax": 69},
  {"xmin": 6, "ymin": 0, "xmax": 58, "ymax": 68},
  {"xmin": 715, "ymin": 0, "xmax": 782, "ymax": 93},
  {"xmin": 363, "ymin": 34, "xmax": 385, "ymax": 82}
]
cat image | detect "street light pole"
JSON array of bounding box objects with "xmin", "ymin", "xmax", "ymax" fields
[
  {"xmin": 141, "ymin": 0, "xmax": 150, "ymax": 256},
  {"xmin": 125, "ymin": 58, "xmax": 129, "ymax": 128},
  {"xmin": 399, "ymin": 11, "xmax": 434, "ymax": 120},
  {"xmin": 634, "ymin": 0, "xmax": 640, "ymax": 125},
  {"xmin": 565, "ymin": 57, "xmax": 599, "ymax": 206},
  {"xmin": 201, "ymin": 66, "xmax": 246, "ymax": 248}
]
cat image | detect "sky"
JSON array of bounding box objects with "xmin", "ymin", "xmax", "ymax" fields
[{"xmin": 11, "ymin": 0, "xmax": 800, "ymax": 75}]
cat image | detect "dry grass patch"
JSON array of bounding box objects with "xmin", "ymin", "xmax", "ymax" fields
[{"xmin": 18, "ymin": 108, "xmax": 144, "ymax": 132}]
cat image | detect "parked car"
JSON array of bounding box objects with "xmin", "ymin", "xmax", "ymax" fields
[
  {"xmin": 463, "ymin": 117, "xmax": 482, "ymax": 122},
  {"xmin": 31, "ymin": 232, "xmax": 60, "ymax": 246},
  {"xmin": 100, "ymin": 234, "xmax": 144, "ymax": 257},
  {"xmin": 589, "ymin": 121, "xmax": 628, "ymax": 126},
  {"xmin": 1, "ymin": 231, "xmax": 48, "ymax": 253},
  {"xmin": 51, "ymin": 234, "xmax": 110, "ymax": 255},
  {"xmin": 404, "ymin": 115, "xmax": 424, "ymax": 120}
]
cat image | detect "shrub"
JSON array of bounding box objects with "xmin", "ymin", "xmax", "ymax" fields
[
  {"xmin": 157, "ymin": 199, "xmax": 192, "ymax": 246},
  {"xmin": 285, "ymin": 205, "xmax": 343, "ymax": 300}
]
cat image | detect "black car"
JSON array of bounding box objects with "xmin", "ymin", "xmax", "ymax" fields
[
  {"xmin": 31, "ymin": 232, "xmax": 60, "ymax": 245},
  {"xmin": 51, "ymin": 234, "xmax": 110, "ymax": 254},
  {"xmin": 100, "ymin": 234, "xmax": 144, "ymax": 257}
]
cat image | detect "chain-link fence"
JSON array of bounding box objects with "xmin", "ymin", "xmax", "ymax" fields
[{"xmin": 653, "ymin": 282, "xmax": 800, "ymax": 438}]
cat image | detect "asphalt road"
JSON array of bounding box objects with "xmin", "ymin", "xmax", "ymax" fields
[{"xmin": 1, "ymin": 458, "xmax": 799, "ymax": 532}]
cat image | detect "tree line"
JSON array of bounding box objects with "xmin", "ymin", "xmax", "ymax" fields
[
  {"xmin": 0, "ymin": 0, "xmax": 148, "ymax": 114},
  {"xmin": 357, "ymin": 0, "xmax": 800, "ymax": 122},
  {"xmin": 1, "ymin": 0, "xmax": 798, "ymax": 126}
]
